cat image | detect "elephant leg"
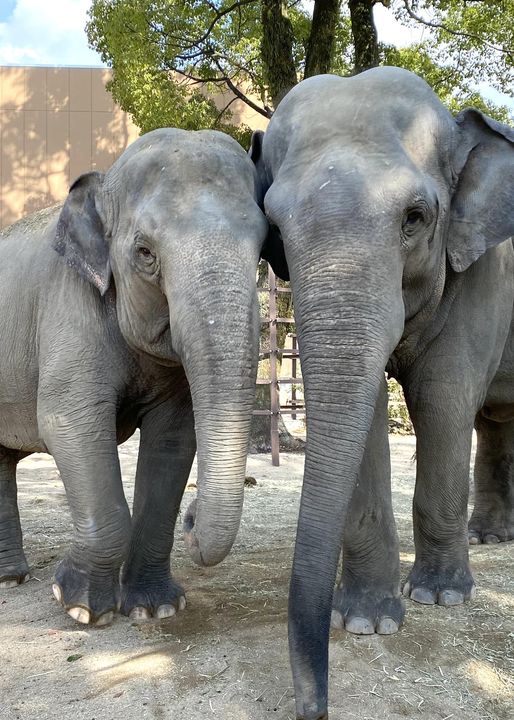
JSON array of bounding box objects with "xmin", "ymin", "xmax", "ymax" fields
[
  {"xmin": 402, "ymin": 386, "xmax": 475, "ymax": 606},
  {"xmin": 0, "ymin": 449, "xmax": 30, "ymax": 588},
  {"xmin": 468, "ymin": 412, "xmax": 514, "ymax": 544},
  {"xmin": 331, "ymin": 378, "xmax": 404, "ymax": 635},
  {"xmin": 41, "ymin": 402, "xmax": 131, "ymax": 626},
  {"xmin": 121, "ymin": 379, "xmax": 196, "ymax": 620}
]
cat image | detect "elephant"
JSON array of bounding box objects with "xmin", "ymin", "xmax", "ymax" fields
[
  {"xmin": 253, "ymin": 67, "xmax": 514, "ymax": 719},
  {"xmin": 0, "ymin": 127, "xmax": 271, "ymax": 627}
]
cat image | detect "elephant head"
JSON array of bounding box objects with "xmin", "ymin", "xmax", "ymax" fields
[
  {"xmin": 256, "ymin": 68, "xmax": 514, "ymax": 719},
  {"xmin": 54, "ymin": 128, "xmax": 269, "ymax": 568}
]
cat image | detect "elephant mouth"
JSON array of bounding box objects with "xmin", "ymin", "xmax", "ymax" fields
[
  {"xmin": 153, "ymin": 319, "xmax": 170, "ymax": 345},
  {"xmin": 137, "ymin": 321, "xmax": 180, "ymax": 367}
]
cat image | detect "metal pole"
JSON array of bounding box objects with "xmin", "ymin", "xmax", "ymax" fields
[
  {"xmin": 291, "ymin": 334, "xmax": 297, "ymax": 420},
  {"xmin": 268, "ymin": 265, "xmax": 280, "ymax": 466}
]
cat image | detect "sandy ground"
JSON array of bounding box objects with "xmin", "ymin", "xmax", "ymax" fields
[{"xmin": 0, "ymin": 435, "xmax": 513, "ymax": 720}]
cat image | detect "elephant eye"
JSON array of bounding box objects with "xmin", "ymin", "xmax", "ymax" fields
[
  {"xmin": 134, "ymin": 240, "xmax": 159, "ymax": 277},
  {"xmin": 402, "ymin": 205, "xmax": 428, "ymax": 239},
  {"xmin": 404, "ymin": 209, "xmax": 424, "ymax": 228},
  {"xmin": 135, "ymin": 242, "xmax": 156, "ymax": 262}
]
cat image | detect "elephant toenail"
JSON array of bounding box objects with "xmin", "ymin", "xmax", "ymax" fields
[
  {"xmin": 52, "ymin": 583, "xmax": 63, "ymax": 604},
  {"xmin": 129, "ymin": 606, "xmax": 151, "ymax": 621},
  {"xmin": 438, "ymin": 589, "xmax": 464, "ymax": 606},
  {"xmin": 179, "ymin": 596, "xmax": 187, "ymax": 611},
  {"xmin": 156, "ymin": 604, "xmax": 176, "ymax": 619},
  {"xmin": 68, "ymin": 607, "xmax": 91, "ymax": 624},
  {"xmin": 95, "ymin": 611, "xmax": 114, "ymax": 627},
  {"xmin": 330, "ymin": 609, "xmax": 344, "ymax": 630},
  {"xmin": 377, "ymin": 617, "xmax": 399, "ymax": 634},
  {"xmin": 484, "ymin": 534, "xmax": 500, "ymax": 544},
  {"xmin": 409, "ymin": 587, "xmax": 436, "ymax": 605},
  {"xmin": 0, "ymin": 579, "xmax": 19, "ymax": 589},
  {"xmin": 345, "ymin": 617, "xmax": 374, "ymax": 635}
]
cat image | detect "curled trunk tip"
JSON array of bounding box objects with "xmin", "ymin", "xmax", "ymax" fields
[{"xmin": 183, "ymin": 497, "xmax": 239, "ymax": 567}]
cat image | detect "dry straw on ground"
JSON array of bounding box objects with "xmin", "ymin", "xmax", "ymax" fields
[{"xmin": 0, "ymin": 435, "xmax": 512, "ymax": 719}]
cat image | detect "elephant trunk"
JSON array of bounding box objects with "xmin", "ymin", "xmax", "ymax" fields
[
  {"xmin": 165, "ymin": 261, "xmax": 260, "ymax": 568},
  {"xmin": 288, "ymin": 250, "xmax": 404, "ymax": 718},
  {"xmin": 182, "ymin": 371, "xmax": 256, "ymax": 567}
]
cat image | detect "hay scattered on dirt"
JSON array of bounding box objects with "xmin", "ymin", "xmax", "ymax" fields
[{"xmin": 0, "ymin": 435, "xmax": 512, "ymax": 720}]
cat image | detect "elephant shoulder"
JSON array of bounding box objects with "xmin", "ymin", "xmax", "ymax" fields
[{"xmin": 0, "ymin": 203, "xmax": 62, "ymax": 244}]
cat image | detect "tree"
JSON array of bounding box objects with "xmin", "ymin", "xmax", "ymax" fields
[{"xmin": 87, "ymin": 1, "xmax": 514, "ymax": 139}]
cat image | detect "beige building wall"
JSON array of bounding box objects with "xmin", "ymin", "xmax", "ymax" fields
[
  {"xmin": 0, "ymin": 66, "xmax": 140, "ymax": 229},
  {"xmin": 0, "ymin": 66, "xmax": 270, "ymax": 230}
]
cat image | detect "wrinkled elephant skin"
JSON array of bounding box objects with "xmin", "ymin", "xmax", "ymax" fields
[
  {"xmin": 0, "ymin": 128, "xmax": 268, "ymax": 626},
  {"xmin": 256, "ymin": 68, "xmax": 514, "ymax": 719}
]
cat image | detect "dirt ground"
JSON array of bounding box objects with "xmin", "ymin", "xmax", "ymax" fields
[{"xmin": 0, "ymin": 435, "xmax": 512, "ymax": 720}]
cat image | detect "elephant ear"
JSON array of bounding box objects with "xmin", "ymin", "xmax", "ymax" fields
[
  {"xmin": 249, "ymin": 130, "xmax": 290, "ymax": 281},
  {"xmin": 447, "ymin": 109, "xmax": 514, "ymax": 272},
  {"xmin": 261, "ymin": 223, "xmax": 290, "ymax": 281},
  {"xmin": 54, "ymin": 171, "xmax": 111, "ymax": 295},
  {"xmin": 248, "ymin": 129, "xmax": 269, "ymax": 206}
]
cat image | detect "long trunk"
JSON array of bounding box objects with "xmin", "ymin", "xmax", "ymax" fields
[
  {"xmin": 166, "ymin": 272, "xmax": 259, "ymax": 568},
  {"xmin": 288, "ymin": 256, "xmax": 404, "ymax": 717},
  {"xmin": 183, "ymin": 372, "xmax": 256, "ymax": 566}
]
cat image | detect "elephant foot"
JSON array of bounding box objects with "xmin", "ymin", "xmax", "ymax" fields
[
  {"xmin": 52, "ymin": 557, "xmax": 120, "ymax": 626},
  {"xmin": 468, "ymin": 510, "xmax": 514, "ymax": 545},
  {"xmin": 0, "ymin": 558, "xmax": 30, "ymax": 589},
  {"xmin": 468, "ymin": 526, "xmax": 514, "ymax": 544},
  {"xmin": 403, "ymin": 561, "xmax": 475, "ymax": 606},
  {"xmin": 120, "ymin": 573, "xmax": 186, "ymax": 621},
  {"xmin": 331, "ymin": 582, "xmax": 404, "ymax": 635}
]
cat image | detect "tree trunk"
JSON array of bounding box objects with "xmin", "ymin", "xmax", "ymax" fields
[
  {"xmin": 349, "ymin": 0, "xmax": 379, "ymax": 73},
  {"xmin": 261, "ymin": 0, "xmax": 298, "ymax": 108},
  {"xmin": 304, "ymin": 0, "xmax": 341, "ymax": 78}
]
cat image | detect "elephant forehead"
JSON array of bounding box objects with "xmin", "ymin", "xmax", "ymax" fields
[
  {"xmin": 278, "ymin": 149, "xmax": 425, "ymax": 200},
  {"xmin": 106, "ymin": 138, "xmax": 254, "ymax": 199},
  {"xmin": 131, "ymin": 185, "xmax": 264, "ymax": 242},
  {"xmin": 267, "ymin": 71, "xmax": 454, "ymax": 181}
]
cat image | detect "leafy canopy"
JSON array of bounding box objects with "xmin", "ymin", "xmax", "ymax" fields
[{"xmin": 86, "ymin": 0, "xmax": 514, "ymax": 141}]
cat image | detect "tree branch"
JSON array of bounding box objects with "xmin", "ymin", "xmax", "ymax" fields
[
  {"xmin": 214, "ymin": 58, "xmax": 273, "ymax": 117},
  {"xmin": 402, "ymin": 1, "xmax": 514, "ymax": 61},
  {"xmin": 212, "ymin": 95, "xmax": 239, "ymax": 126},
  {"xmin": 179, "ymin": 0, "xmax": 255, "ymax": 53},
  {"xmin": 172, "ymin": 63, "xmax": 271, "ymax": 119}
]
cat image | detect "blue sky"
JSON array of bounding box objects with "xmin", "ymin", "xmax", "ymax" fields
[
  {"xmin": 0, "ymin": 0, "xmax": 512, "ymax": 115},
  {"xmin": 0, "ymin": 0, "xmax": 102, "ymax": 66}
]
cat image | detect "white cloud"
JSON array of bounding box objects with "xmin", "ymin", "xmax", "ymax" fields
[{"xmin": 0, "ymin": 0, "xmax": 104, "ymax": 66}]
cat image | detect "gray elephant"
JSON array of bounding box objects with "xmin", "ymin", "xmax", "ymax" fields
[
  {"xmin": 0, "ymin": 127, "xmax": 270, "ymax": 626},
  {"xmin": 254, "ymin": 68, "xmax": 514, "ymax": 719}
]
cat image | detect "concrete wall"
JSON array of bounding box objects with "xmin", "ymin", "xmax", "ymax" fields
[{"xmin": 0, "ymin": 66, "xmax": 140, "ymax": 229}]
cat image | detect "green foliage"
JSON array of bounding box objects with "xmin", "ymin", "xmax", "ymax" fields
[
  {"xmin": 387, "ymin": 379, "xmax": 413, "ymax": 435},
  {"xmin": 393, "ymin": 1, "xmax": 514, "ymax": 95},
  {"xmin": 384, "ymin": 43, "xmax": 513, "ymax": 122},
  {"xmin": 86, "ymin": 0, "xmax": 264, "ymax": 142},
  {"xmin": 87, "ymin": 1, "xmax": 514, "ymax": 144},
  {"xmin": 387, "ymin": 0, "xmax": 514, "ymax": 122}
]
